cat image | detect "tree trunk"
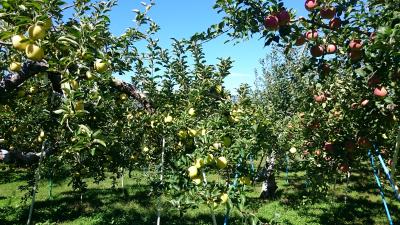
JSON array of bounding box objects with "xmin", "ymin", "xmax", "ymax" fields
[{"xmin": 259, "ymin": 151, "xmax": 277, "ymax": 199}]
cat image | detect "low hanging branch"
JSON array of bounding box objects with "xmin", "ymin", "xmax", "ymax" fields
[
  {"xmin": 0, "ymin": 60, "xmax": 49, "ymax": 99},
  {"xmin": 0, "ymin": 146, "xmax": 57, "ymax": 166},
  {"xmin": 0, "ymin": 60, "xmax": 153, "ymax": 111},
  {"xmin": 111, "ymin": 78, "xmax": 154, "ymax": 113}
]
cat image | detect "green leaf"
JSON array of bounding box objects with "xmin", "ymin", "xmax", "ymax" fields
[{"xmin": 93, "ymin": 139, "xmax": 106, "ymax": 147}]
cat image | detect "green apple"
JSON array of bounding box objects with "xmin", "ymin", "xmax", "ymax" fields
[{"xmin": 222, "ymin": 136, "xmax": 232, "ymax": 147}]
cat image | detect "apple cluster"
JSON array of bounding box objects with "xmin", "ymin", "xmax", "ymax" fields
[{"xmin": 10, "ymin": 19, "xmax": 52, "ymax": 69}]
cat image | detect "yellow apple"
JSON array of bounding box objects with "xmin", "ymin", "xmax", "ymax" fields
[
  {"xmin": 94, "ymin": 59, "xmax": 108, "ymax": 73},
  {"xmin": 178, "ymin": 130, "xmax": 187, "ymax": 139},
  {"xmin": 11, "ymin": 35, "xmax": 28, "ymax": 51},
  {"xmin": 85, "ymin": 71, "xmax": 94, "ymax": 80},
  {"xmin": 205, "ymin": 153, "xmax": 214, "ymax": 165},
  {"xmin": 212, "ymin": 142, "xmax": 221, "ymax": 150},
  {"xmin": 220, "ymin": 193, "xmax": 228, "ymax": 204},
  {"xmin": 215, "ymin": 85, "xmax": 223, "ymax": 94},
  {"xmin": 289, "ymin": 147, "xmax": 297, "ymax": 154},
  {"xmin": 192, "ymin": 176, "xmax": 202, "ymax": 185},
  {"xmin": 29, "ymin": 86, "xmax": 38, "ymax": 94},
  {"xmin": 188, "ymin": 108, "xmax": 195, "ymax": 116},
  {"xmin": 75, "ymin": 100, "xmax": 84, "ymax": 111},
  {"xmin": 120, "ymin": 93, "xmax": 128, "ymax": 101},
  {"xmin": 188, "ymin": 128, "xmax": 197, "ymax": 137},
  {"xmin": 164, "ymin": 115, "xmax": 173, "ymax": 123},
  {"xmin": 194, "ymin": 158, "xmax": 204, "ymax": 169},
  {"xmin": 188, "ymin": 166, "xmax": 198, "ymax": 178},
  {"xmin": 25, "ymin": 44, "xmax": 44, "ymax": 61},
  {"xmin": 239, "ymin": 176, "xmax": 251, "ymax": 185},
  {"xmin": 216, "ymin": 156, "xmax": 228, "ymax": 169},
  {"xmin": 9, "ymin": 62, "xmax": 22, "ymax": 72},
  {"xmin": 28, "ymin": 25, "xmax": 46, "ymax": 40},
  {"xmin": 126, "ymin": 113, "xmax": 134, "ymax": 120},
  {"xmin": 201, "ymin": 129, "xmax": 207, "ymax": 136},
  {"xmin": 69, "ymin": 80, "xmax": 79, "ymax": 90},
  {"xmin": 39, "ymin": 130, "xmax": 45, "ymax": 138},
  {"xmin": 143, "ymin": 146, "xmax": 149, "ymax": 152}
]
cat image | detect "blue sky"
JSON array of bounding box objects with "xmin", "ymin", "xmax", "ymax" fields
[{"xmin": 70, "ymin": 0, "xmax": 308, "ymax": 92}]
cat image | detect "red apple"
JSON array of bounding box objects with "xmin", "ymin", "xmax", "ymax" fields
[
  {"xmin": 314, "ymin": 94, "xmax": 326, "ymax": 102},
  {"xmin": 360, "ymin": 99, "xmax": 369, "ymax": 106},
  {"xmin": 357, "ymin": 137, "xmax": 372, "ymax": 148},
  {"xmin": 329, "ymin": 18, "xmax": 341, "ymax": 30},
  {"xmin": 277, "ymin": 9, "xmax": 290, "ymax": 25},
  {"xmin": 370, "ymin": 32, "xmax": 377, "ymax": 42},
  {"xmin": 321, "ymin": 63, "xmax": 330, "ymax": 75},
  {"xmin": 310, "ymin": 45, "xmax": 324, "ymax": 57},
  {"xmin": 373, "ymin": 86, "xmax": 388, "ymax": 97},
  {"xmin": 349, "ymin": 50, "xmax": 362, "ymax": 61},
  {"xmin": 306, "ymin": 30, "xmax": 318, "ymax": 40},
  {"xmin": 345, "ymin": 141, "xmax": 355, "ymax": 152},
  {"xmin": 305, "ymin": 0, "xmax": 318, "ymax": 11},
  {"xmin": 326, "ymin": 44, "xmax": 337, "ymax": 54},
  {"xmin": 264, "ymin": 15, "xmax": 279, "ymax": 30},
  {"xmin": 368, "ymin": 74, "xmax": 381, "ymax": 87},
  {"xmin": 295, "ymin": 36, "xmax": 306, "ymax": 46},
  {"xmin": 320, "ymin": 7, "xmax": 336, "ymax": 19},
  {"xmin": 324, "ymin": 142, "xmax": 334, "ymax": 152},
  {"xmin": 349, "ymin": 39, "xmax": 363, "ymax": 51},
  {"xmin": 339, "ymin": 163, "xmax": 349, "ymax": 173},
  {"xmin": 388, "ymin": 159, "xmax": 393, "ymax": 167}
]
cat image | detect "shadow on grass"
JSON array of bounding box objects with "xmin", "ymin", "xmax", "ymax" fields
[{"xmin": 0, "ymin": 183, "xmax": 249, "ymax": 225}]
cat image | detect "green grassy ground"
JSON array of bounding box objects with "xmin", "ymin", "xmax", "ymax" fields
[{"xmin": 0, "ymin": 166, "xmax": 399, "ymax": 225}]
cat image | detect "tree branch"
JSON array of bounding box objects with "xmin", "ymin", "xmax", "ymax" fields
[
  {"xmin": 0, "ymin": 60, "xmax": 153, "ymax": 111},
  {"xmin": 111, "ymin": 78, "xmax": 154, "ymax": 113}
]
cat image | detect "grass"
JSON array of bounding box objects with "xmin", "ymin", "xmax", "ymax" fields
[{"xmin": 0, "ymin": 165, "xmax": 399, "ymax": 225}]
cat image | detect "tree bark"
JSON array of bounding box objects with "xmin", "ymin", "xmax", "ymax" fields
[{"xmin": 259, "ymin": 151, "xmax": 278, "ymax": 199}]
